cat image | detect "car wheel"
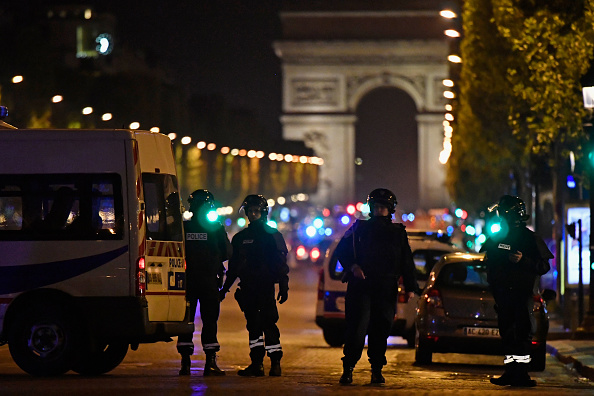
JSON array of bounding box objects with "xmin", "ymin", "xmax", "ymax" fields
[
  {"xmin": 529, "ymin": 342, "xmax": 546, "ymax": 372},
  {"xmin": 323, "ymin": 327, "xmax": 345, "ymax": 347},
  {"xmin": 8, "ymin": 304, "xmax": 80, "ymax": 376},
  {"xmin": 72, "ymin": 341, "xmax": 129, "ymax": 375},
  {"xmin": 415, "ymin": 335, "xmax": 432, "ymax": 364}
]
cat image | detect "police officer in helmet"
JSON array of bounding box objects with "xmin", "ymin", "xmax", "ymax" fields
[
  {"xmin": 335, "ymin": 188, "xmax": 418, "ymax": 384},
  {"xmin": 480, "ymin": 195, "xmax": 552, "ymax": 387},
  {"xmin": 219, "ymin": 194, "xmax": 289, "ymax": 377},
  {"xmin": 177, "ymin": 189, "xmax": 232, "ymax": 376}
]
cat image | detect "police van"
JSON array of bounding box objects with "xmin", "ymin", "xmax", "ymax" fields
[{"xmin": 0, "ymin": 120, "xmax": 193, "ymax": 376}]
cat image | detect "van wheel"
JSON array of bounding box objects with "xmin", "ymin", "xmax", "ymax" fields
[
  {"xmin": 8, "ymin": 305, "xmax": 80, "ymax": 376},
  {"xmin": 415, "ymin": 337, "xmax": 432, "ymax": 365},
  {"xmin": 323, "ymin": 327, "xmax": 345, "ymax": 347},
  {"xmin": 529, "ymin": 342, "xmax": 546, "ymax": 372},
  {"xmin": 72, "ymin": 342, "xmax": 129, "ymax": 375}
]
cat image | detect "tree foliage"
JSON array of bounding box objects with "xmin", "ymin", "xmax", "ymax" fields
[{"xmin": 447, "ymin": 0, "xmax": 594, "ymax": 213}]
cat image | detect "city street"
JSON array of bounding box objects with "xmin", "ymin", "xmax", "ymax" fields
[{"xmin": 0, "ymin": 263, "xmax": 592, "ymax": 395}]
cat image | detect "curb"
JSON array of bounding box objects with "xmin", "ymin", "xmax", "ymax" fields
[{"xmin": 546, "ymin": 343, "xmax": 594, "ymax": 381}]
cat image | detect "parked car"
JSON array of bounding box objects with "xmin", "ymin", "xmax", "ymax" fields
[
  {"xmin": 315, "ymin": 230, "xmax": 461, "ymax": 347},
  {"xmin": 415, "ymin": 252, "xmax": 551, "ymax": 371}
]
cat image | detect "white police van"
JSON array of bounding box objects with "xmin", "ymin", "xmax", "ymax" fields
[
  {"xmin": 0, "ymin": 117, "xmax": 193, "ymax": 376},
  {"xmin": 315, "ymin": 230, "xmax": 461, "ymax": 347}
]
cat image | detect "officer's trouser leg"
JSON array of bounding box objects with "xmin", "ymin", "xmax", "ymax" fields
[
  {"xmin": 200, "ymin": 295, "xmax": 224, "ymax": 376},
  {"xmin": 238, "ymin": 305, "xmax": 265, "ymax": 377},
  {"xmin": 262, "ymin": 299, "xmax": 282, "ymax": 376},
  {"xmin": 177, "ymin": 300, "xmax": 198, "ymax": 375},
  {"xmin": 342, "ymin": 282, "xmax": 370, "ymax": 369},
  {"xmin": 367, "ymin": 295, "xmax": 394, "ymax": 375}
]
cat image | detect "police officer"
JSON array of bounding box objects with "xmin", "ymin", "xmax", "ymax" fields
[
  {"xmin": 335, "ymin": 188, "xmax": 418, "ymax": 385},
  {"xmin": 219, "ymin": 194, "xmax": 289, "ymax": 377},
  {"xmin": 480, "ymin": 195, "xmax": 552, "ymax": 387},
  {"xmin": 177, "ymin": 190, "xmax": 231, "ymax": 376}
]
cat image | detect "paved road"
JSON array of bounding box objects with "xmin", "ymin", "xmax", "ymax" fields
[{"xmin": 0, "ymin": 264, "xmax": 592, "ymax": 395}]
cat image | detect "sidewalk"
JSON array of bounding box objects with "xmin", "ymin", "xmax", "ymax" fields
[{"xmin": 546, "ymin": 320, "xmax": 594, "ymax": 381}]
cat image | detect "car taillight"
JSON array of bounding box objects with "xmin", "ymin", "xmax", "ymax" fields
[
  {"xmin": 425, "ymin": 288, "xmax": 442, "ymax": 308},
  {"xmin": 317, "ymin": 267, "xmax": 325, "ymax": 300},
  {"xmin": 296, "ymin": 245, "xmax": 308, "ymax": 259},
  {"xmin": 310, "ymin": 247, "xmax": 321, "ymax": 261},
  {"xmin": 136, "ymin": 257, "xmax": 146, "ymax": 296}
]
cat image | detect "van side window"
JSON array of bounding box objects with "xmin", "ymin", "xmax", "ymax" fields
[
  {"xmin": 0, "ymin": 174, "xmax": 123, "ymax": 240},
  {"xmin": 143, "ymin": 173, "xmax": 183, "ymax": 242}
]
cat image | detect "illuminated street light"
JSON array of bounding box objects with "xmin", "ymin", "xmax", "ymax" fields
[
  {"xmin": 442, "ymin": 79, "xmax": 454, "ymax": 87},
  {"xmin": 102, "ymin": 113, "xmax": 112, "ymax": 121},
  {"xmin": 444, "ymin": 91, "xmax": 455, "ymax": 99},
  {"xmin": 440, "ymin": 9, "xmax": 457, "ymax": 19},
  {"xmin": 197, "ymin": 141, "xmax": 206, "ymax": 149},
  {"xmin": 150, "ymin": 127, "xmax": 160, "ymax": 133},
  {"xmin": 448, "ymin": 55, "xmax": 462, "ymax": 63},
  {"xmin": 445, "ymin": 29, "xmax": 460, "ymax": 38},
  {"xmin": 168, "ymin": 133, "xmax": 177, "ymax": 140},
  {"xmin": 129, "ymin": 122, "xmax": 140, "ymax": 130},
  {"xmin": 52, "ymin": 95, "xmax": 63, "ymax": 103},
  {"xmin": 445, "ymin": 113, "xmax": 454, "ymax": 121},
  {"xmin": 207, "ymin": 143, "xmax": 216, "ymax": 150},
  {"xmin": 181, "ymin": 136, "xmax": 191, "ymax": 145},
  {"xmin": 12, "ymin": 75, "xmax": 23, "ymax": 84},
  {"xmin": 445, "ymin": 104, "xmax": 453, "ymax": 111},
  {"xmin": 82, "ymin": 107, "xmax": 93, "ymax": 115}
]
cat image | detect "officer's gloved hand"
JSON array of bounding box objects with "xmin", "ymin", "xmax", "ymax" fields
[{"xmin": 277, "ymin": 282, "xmax": 289, "ymax": 304}]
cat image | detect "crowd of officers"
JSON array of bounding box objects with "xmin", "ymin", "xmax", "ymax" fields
[{"xmin": 178, "ymin": 188, "xmax": 552, "ymax": 388}]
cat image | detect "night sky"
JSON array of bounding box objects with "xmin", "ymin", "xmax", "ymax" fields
[{"xmin": 7, "ymin": 0, "xmax": 284, "ymax": 139}]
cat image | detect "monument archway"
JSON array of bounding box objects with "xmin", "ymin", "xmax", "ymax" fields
[{"xmin": 275, "ymin": 5, "xmax": 451, "ymax": 210}]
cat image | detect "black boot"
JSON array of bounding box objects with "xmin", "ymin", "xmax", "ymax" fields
[
  {"xmin": 238, "ymin": 362, "xmax": 265, "ymax": 377},
  {"xmin": 510, "ymin": 363, "xmax": 536, "ymax": 387},
  {"xmin": 339, "ymin": 365, "xmax": 354, "ymax": 384},
  {"xmin": 179, "ymin": 354, "xmax": 191, "ymax": 376},
  {"xmin": 204, "ymin": 352, "xmax": 225, "ymax": 376},
  {"xmin": 371, "ymin": 366, "xmax": 385, "ymax": 384},
  {"xmin": 269, "ymin": 359, "xmax": 282, "ymax": 376},
  {"xmin": 490, "ymin": 363, "xmax": 514, "ymax": 386}
]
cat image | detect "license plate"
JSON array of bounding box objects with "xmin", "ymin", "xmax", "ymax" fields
[{"xmin": 464, "ymin": 327, "xmax": 499, "ymax": 337}]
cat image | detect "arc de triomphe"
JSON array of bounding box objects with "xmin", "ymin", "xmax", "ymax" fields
[{"xmin": 274, "ymin": 7, "xmax": 451, "ymax": 210}]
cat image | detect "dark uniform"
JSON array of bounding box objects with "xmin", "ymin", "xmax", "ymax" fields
[
  {"xmin": 220, "ymin": 194, "xmax": 289, "ymax": 377},
  {"xmin": 480, "ymin": 195, "xmax": 552, "ymax": 387},
  {"xmin": 177, "ymin": 190, "xmax": 231, "ymax": 376},
  {"xmin": 335, "ymin": 188, "xmax": 418, "ymax": 384}
]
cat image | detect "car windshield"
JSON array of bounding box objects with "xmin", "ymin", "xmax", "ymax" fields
[{"xmin": 436, "ymin": 260, "xmax": 489, "ymax": 290}]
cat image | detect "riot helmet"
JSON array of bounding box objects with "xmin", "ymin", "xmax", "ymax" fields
[
  {"xmin": 489, "ymin": 195, "xmax": 530, "ymax": 226},
  {"xmin": 188, "ymin": 189, "xmax": 215, "ymax": 211},
  {"xmin": 240, "ymin": 194, "xmax": 269, "ymax": 217},
  {"xmin": 367, "ymin": 188, "xmax": 397, "ymax": 215}
]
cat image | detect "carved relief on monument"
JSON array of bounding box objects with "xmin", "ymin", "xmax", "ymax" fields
[
  {"xmin": 290, "ymin": 77, "xmax": 340, "ymax": 107},
  {"xmin": 302, "ymin": 130, "xmax": 330, "ymax": 160}
]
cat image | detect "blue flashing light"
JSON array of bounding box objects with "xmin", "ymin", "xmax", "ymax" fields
[
  {"xmin": 325, "ymin": 228, "xmax": 333, "ymax": 236},
  {"xmin": 313, "ymin": 218, "xmax": 324, "ymax": 229},
  {"xmin": 340, "ymin": 215, "xmax": 350, "ymax": 225},
  {"xmin": 407, "ymin": 213, "xmax": 415, "ymax": 222},
  {"xmin": 237, "ymin": 218, "xmax": 246, "ymax": 227},
  {"xmin": 567, "ymin": 175, "xmax": 576, "ymax": 189},
  {"xmin": 224, "ymin": 218, "xmax": 232, "ymax": 227},
  {"xmin": 306, "ymin": 225, "xmax": 317, "ymax": 238},
  {"xmin": 447, "ymin": 225, "xmax": 454, "ymax": 234},
  {"xmin": 206, "ymin": 210, "xmax": 219, "ymax": 222},
  {"xmin": 280, "ymin": 207, "xmax": 290, "ymax": 222}
]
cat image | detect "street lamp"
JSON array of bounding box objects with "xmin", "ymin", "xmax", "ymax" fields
[{"xmin": 580, "ymin": 86, "xmax": 594, "ymax": 332}]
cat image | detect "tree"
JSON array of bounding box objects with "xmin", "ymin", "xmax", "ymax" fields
[{"xmin": 447, "ymin": 0, "xmax": 594, "ymax": 214}]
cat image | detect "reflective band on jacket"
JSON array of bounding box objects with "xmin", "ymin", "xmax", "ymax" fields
[
  {"xmin": 504, "ymin": 354, "xmax": 531, "ymax": 364},
  {"xmin": 249, "ymin": 336, "xmax": 264, "ymax": 349},
  {"xmin": 265, "ymin": 343, "xmax": 282, "ymax": 353}
]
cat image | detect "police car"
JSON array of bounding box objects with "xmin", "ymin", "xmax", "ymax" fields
[{"xmin": 315, "ymin": 230, "xmax": 461, "ymax": 347}]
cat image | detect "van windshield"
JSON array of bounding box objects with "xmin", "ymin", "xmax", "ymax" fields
[{"xmin": 143, "ymin": 173, "xmax": 183, "ymax": 242}]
